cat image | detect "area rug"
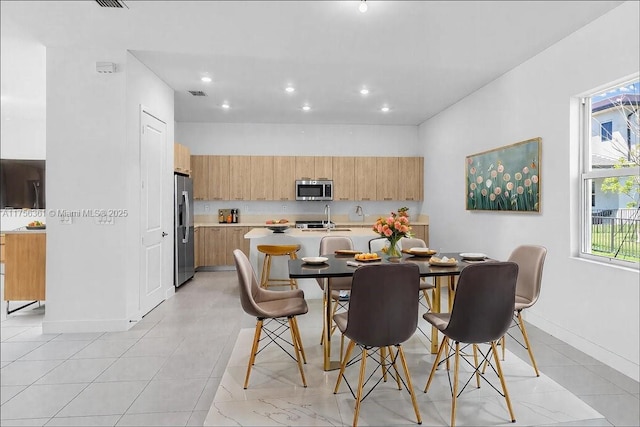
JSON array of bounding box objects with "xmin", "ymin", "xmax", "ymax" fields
[{"xmin": 204, "ymin": 327, "xmax": 604, "ymax": 426}]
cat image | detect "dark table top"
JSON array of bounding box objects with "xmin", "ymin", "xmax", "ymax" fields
[{"xmin": 289, "ymin": 252, "xmax": 487, "ymax": 279}]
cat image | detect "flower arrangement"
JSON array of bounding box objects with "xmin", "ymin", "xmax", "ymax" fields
[{"xmin": 372, "ymin": 207, "xmax": 412, "ymax": 258}]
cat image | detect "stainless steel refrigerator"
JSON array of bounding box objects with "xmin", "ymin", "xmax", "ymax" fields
[{"xmin": 174, "ymin": 174, "xmax": 194, "ymax": 287}]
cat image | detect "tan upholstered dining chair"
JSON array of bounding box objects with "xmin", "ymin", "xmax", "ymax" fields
[
  {"xmin": 502, "ymin": 244, "xmax": 547, "ymax": 376},
  {"xmin": 233, "ymin": 249, "xmax": 308, "ymax": 389},
  {"xmin": 333, "ymin": 263, "xmax": 422, "ymax": 427},
  {"xmin": 423, "ymin": 262, "xmax": 519, "ymax": 427}
]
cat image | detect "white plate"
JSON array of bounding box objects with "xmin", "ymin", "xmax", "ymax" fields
[
  {"xmin": 302, "ymin": 256, "xmax": 328, "ymax": 265},
  {"xmin": 459, "ymin": 252, "xmax": 487, "ymax": 260}
]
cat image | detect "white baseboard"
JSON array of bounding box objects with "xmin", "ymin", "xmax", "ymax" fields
[{"xmin": 527, "ymin": 311, "xmax": 639, "ymax": 382}]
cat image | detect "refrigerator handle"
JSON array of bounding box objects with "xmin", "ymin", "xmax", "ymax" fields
[{"xmin": 182, "ymin": 190, "xmax": 190, "ymax": 243}]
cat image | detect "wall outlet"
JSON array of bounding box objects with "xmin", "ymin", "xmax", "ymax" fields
[
  {"xmin": 244, "ymin": 205, "xmax": 249, "ymax": 213},
  {"xmin": 282, "ymin": 205, "xmax": 287, "ymax": 212},
  {"xmin": 60, "ymin": 216, "xmax": 72, "ymax": 225},
  {"xmin": 204, "ymin": 204, "xmax": 210, "ymax": 211}
]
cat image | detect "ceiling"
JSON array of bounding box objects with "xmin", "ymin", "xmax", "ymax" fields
[{"xmin": 0, "ymin": 1, "xmax": 623, "ymax": 126}]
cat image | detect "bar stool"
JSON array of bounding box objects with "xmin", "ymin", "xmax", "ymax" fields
[{"xmin": 257, "ymin": 244, "xmax": 301, "ymax": 289}]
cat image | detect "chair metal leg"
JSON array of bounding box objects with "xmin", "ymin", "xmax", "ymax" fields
[
  {"xmin": 288, "ymin": 317, "xmax": 307, "ymax": 387},
  {"xmin": 424, "ymin": 336, "xmax": 448, "ymax": 393},
  {"xmin": 398, "ymin": 345, "xmax": 422, "ymax": 425},
  {"xmin": 451, "ymin": 341, "xmax": 461, "ymax": 427},
  {"xmin": 334, "ymin": 339, "xmax": 356, "ymax": 393},
  {"xmin": 244, "ymin": 320, "xmax": 263, "ymax": 389},
  {"xmin": 491, "ymin": 341, "xmax": 516, "ymax": 422},
  {"xmin": 517, "ymin": 311, "xmax": 540, "ymax": 376},
  {"xmin": 353, "ymin": 347, "xmax": 368, "ymax": 427}
]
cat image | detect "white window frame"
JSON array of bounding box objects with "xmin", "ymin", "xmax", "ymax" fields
[{"xmin": 579, "ymin": 75, "xmax": 640, "ymax": 268}]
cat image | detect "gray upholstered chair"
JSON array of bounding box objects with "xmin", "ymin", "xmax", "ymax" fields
[
  {"xmin": 333, "ymin": 263, "xmax": 422, "ymax": 427},
  {"xmin": 233, "ymin": 249, "xmax": 308, "ymax": 389},
  {"xmin": 423, "ymin": 262, "xmax": 518, "ymax": 427},
  {"xmin": 317, "ymin": 236, "xmax": 354, "ymax": 351},
  {"xmin": 503, "ymin": 245, "xmax": 547, "ymax": 376}
]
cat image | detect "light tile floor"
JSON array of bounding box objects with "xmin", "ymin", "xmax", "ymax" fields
[{"xmin": 1, "ymin": 271, "xmax": 638, "ymax": 426}]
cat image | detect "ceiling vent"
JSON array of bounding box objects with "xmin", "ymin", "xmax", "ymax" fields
[
  {"xmin": 188, "ymin": 90, "xmax": 207, "ymax": 97},
  {"xmin": 95, "ymin": 0, "xmax": 128, "ymax": 8}
]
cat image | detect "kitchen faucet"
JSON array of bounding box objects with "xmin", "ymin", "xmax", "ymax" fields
[
  {"xmin": 324, "ymin": 204, "xmax": 332, "ymax": 230},
  {"xmin": 355, "ymin": 205, "xmax": 363, "ymax": 222}
]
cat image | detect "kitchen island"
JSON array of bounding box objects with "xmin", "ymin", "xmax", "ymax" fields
[{"xmin": 245, "ymin": 227, "xmax": 380, "ymax": 299}]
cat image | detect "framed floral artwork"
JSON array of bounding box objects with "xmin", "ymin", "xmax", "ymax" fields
[{"xmin": 466, "ymin": 137, "xmax": 541, "ymax": 212}]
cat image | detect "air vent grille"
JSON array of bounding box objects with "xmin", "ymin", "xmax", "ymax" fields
[
  {"xmin": 95, "ymin": 0, "xmax": 128, "ymax": 8},
  {"xmin": 188, "ymin": 91, "xmax": 207, "ymax": 97}
]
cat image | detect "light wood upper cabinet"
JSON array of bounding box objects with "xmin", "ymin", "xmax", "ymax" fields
[
  {"xmin": 376, "ymin": 157, "xmax": 399, "ymax": 201},
  {"xmin": 207, "ymin": 156, "xmax": 229, "ymax": 200},
  {"xmin": 314, "ymin": 157, "xmax": 333, "ymax": 180},
  {"xmin": 354, "ymin": 157, "xmax": 377, "ymax": 201},
  {"xmin": 295, "ymin": 156, "xmax": 315, "ymax": 179},
  {"xmin": 399, "ymin": 157, "xmax": 424, "ymax": 201},
  {"xmin": 273, "ymin": 157, "xmax": 296, "ymax": 200},
  {"xmin": 250, "ymin": 156, "xmax": 274, "ymax": 201},
  {"xmin": 191, "ymin": 155, "xmax": 210, "ymax": 200},
  {"xmin": 191, "ymin": 154, "xmax": 423, "ymax": 201},
  {"xmin": 174, "ymin": 143, "xmax": 191, "ymax": 175},
  {"xmin": 229, "ymin": 156, "xmax": 251, "ymax": 201},
  {"xmin": 332, "ymin": 156, "xmax": 355, "ymax": 201}
]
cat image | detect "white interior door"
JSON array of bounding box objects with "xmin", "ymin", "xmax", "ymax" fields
[{"xmin": 140, "ymin": 109, "xmax": 167, "ymax": 315}]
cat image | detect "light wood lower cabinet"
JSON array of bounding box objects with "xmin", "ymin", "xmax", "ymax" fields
[
  {"xmin": 3, "ymin": 232, "xmax": 46, "ymax": 302},
  {"xmin": 196, "ymin": 226, "xmax": 250, "ymax": 267},
  {"xmin": 411, "ymin": 225, "xmax": 429, "ymax": 246}
]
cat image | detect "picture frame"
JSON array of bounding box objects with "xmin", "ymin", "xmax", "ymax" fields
[{"xmin": 465, "ymin": 137, "xmax": 541, "ymax": 212}]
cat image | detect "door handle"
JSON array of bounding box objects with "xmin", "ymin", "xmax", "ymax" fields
[{"xmin": 162, "ymin": 232, "xmax": 168, "ymax": 237}]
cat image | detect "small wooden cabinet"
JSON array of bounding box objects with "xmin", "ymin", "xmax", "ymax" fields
[
  {"xmin": 376, "ymin": 157, "xmax": 399, "ymax": 201},
  {"xmin": 354, "ymin": 157, "xmax": 377, "ymax": 201},
  {"xmin": 174, "ymin": 143, "xmax": 191, "ymax": 175},
  {"xmin": 191, "ymin": 155, "xmax": 210, "ymax": 200},
  {"xmin": 250, "ymin": 156, "xmax": 274, "ymax": 201},
  {"xmin": 273, "ymin": 157, "xmax": 296, "ymax": 200},
  {"xmin": 398, "ymin": 157, "xmax": 424, "ymax": 201},
  {"xmin": 332, "ymin": 156, "xmax": 355, "ymax": 201},
  {"xmin": 225, "ymin": 226, "xmax": 250, "ymax": 265},
  {"xmin": 229, "ymin": 156, "xmax": 251, "ymax": 201},
  {"xmin": 3, "ymin": 232, "xmax": 46, "ymax": 302}
]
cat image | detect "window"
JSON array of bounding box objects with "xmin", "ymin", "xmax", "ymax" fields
[
  {"xmin": 600, "ymin": 121, "xmax": 613, "ymax": 141},
  {"xmin": 581, "ymin": 77, "xmax": 639, "ymax": 266}
]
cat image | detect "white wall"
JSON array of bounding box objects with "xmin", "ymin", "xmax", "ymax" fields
[
  {"xmin": 0, "ymin": 19, "xmax": 46, "ymax": 160},
  {"xmin": 419, "ymin": 1, "xmax": 639, "ymax": 380},
  {"xmin": 43, "ymin": 47, "xmax": 174, "ymax": 333}
]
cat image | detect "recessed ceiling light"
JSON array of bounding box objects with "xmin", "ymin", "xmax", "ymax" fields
[
  {"xmin": 201, "ymin": 76, "xmax": 212, "ymax": 83},
  {"xmin": 360, "ymin": 88, "xmax": 369, "ymax": 95},
  {"xmin": 381, "ymin": 106, "xmax": 390, "ymax": 112},
  {"xmin": 285, "ymin": 86, "xmax": 295, "ymax": 93},
  {"xmin": 302, "ymin": 104, "xmax": 311, "ymax": 111},
  {"xmin": 222, "ymin": 102, "xmax": 230, "ymax": 109},
  {"xmin": 359, "ymin": 0, "xmax": 368, "ymax": 13}
]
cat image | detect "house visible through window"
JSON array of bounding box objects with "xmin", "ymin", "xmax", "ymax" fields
[
  {"xmin": 581, "ymin": 76, "xmax": 639, "ymax": 266},
  {"xmin": 600, "ymin": 121, "xmax": 613, "ymax": 141}
]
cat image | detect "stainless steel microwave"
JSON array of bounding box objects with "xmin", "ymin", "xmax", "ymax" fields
[{"xmin": 295, "ymin": 180, "xmax": 333, "ymax": 201}]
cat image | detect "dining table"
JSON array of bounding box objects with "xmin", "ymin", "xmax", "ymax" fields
[{"xmin": 289, "ymin": 251, "xmax": 492, "ymax": 371}]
